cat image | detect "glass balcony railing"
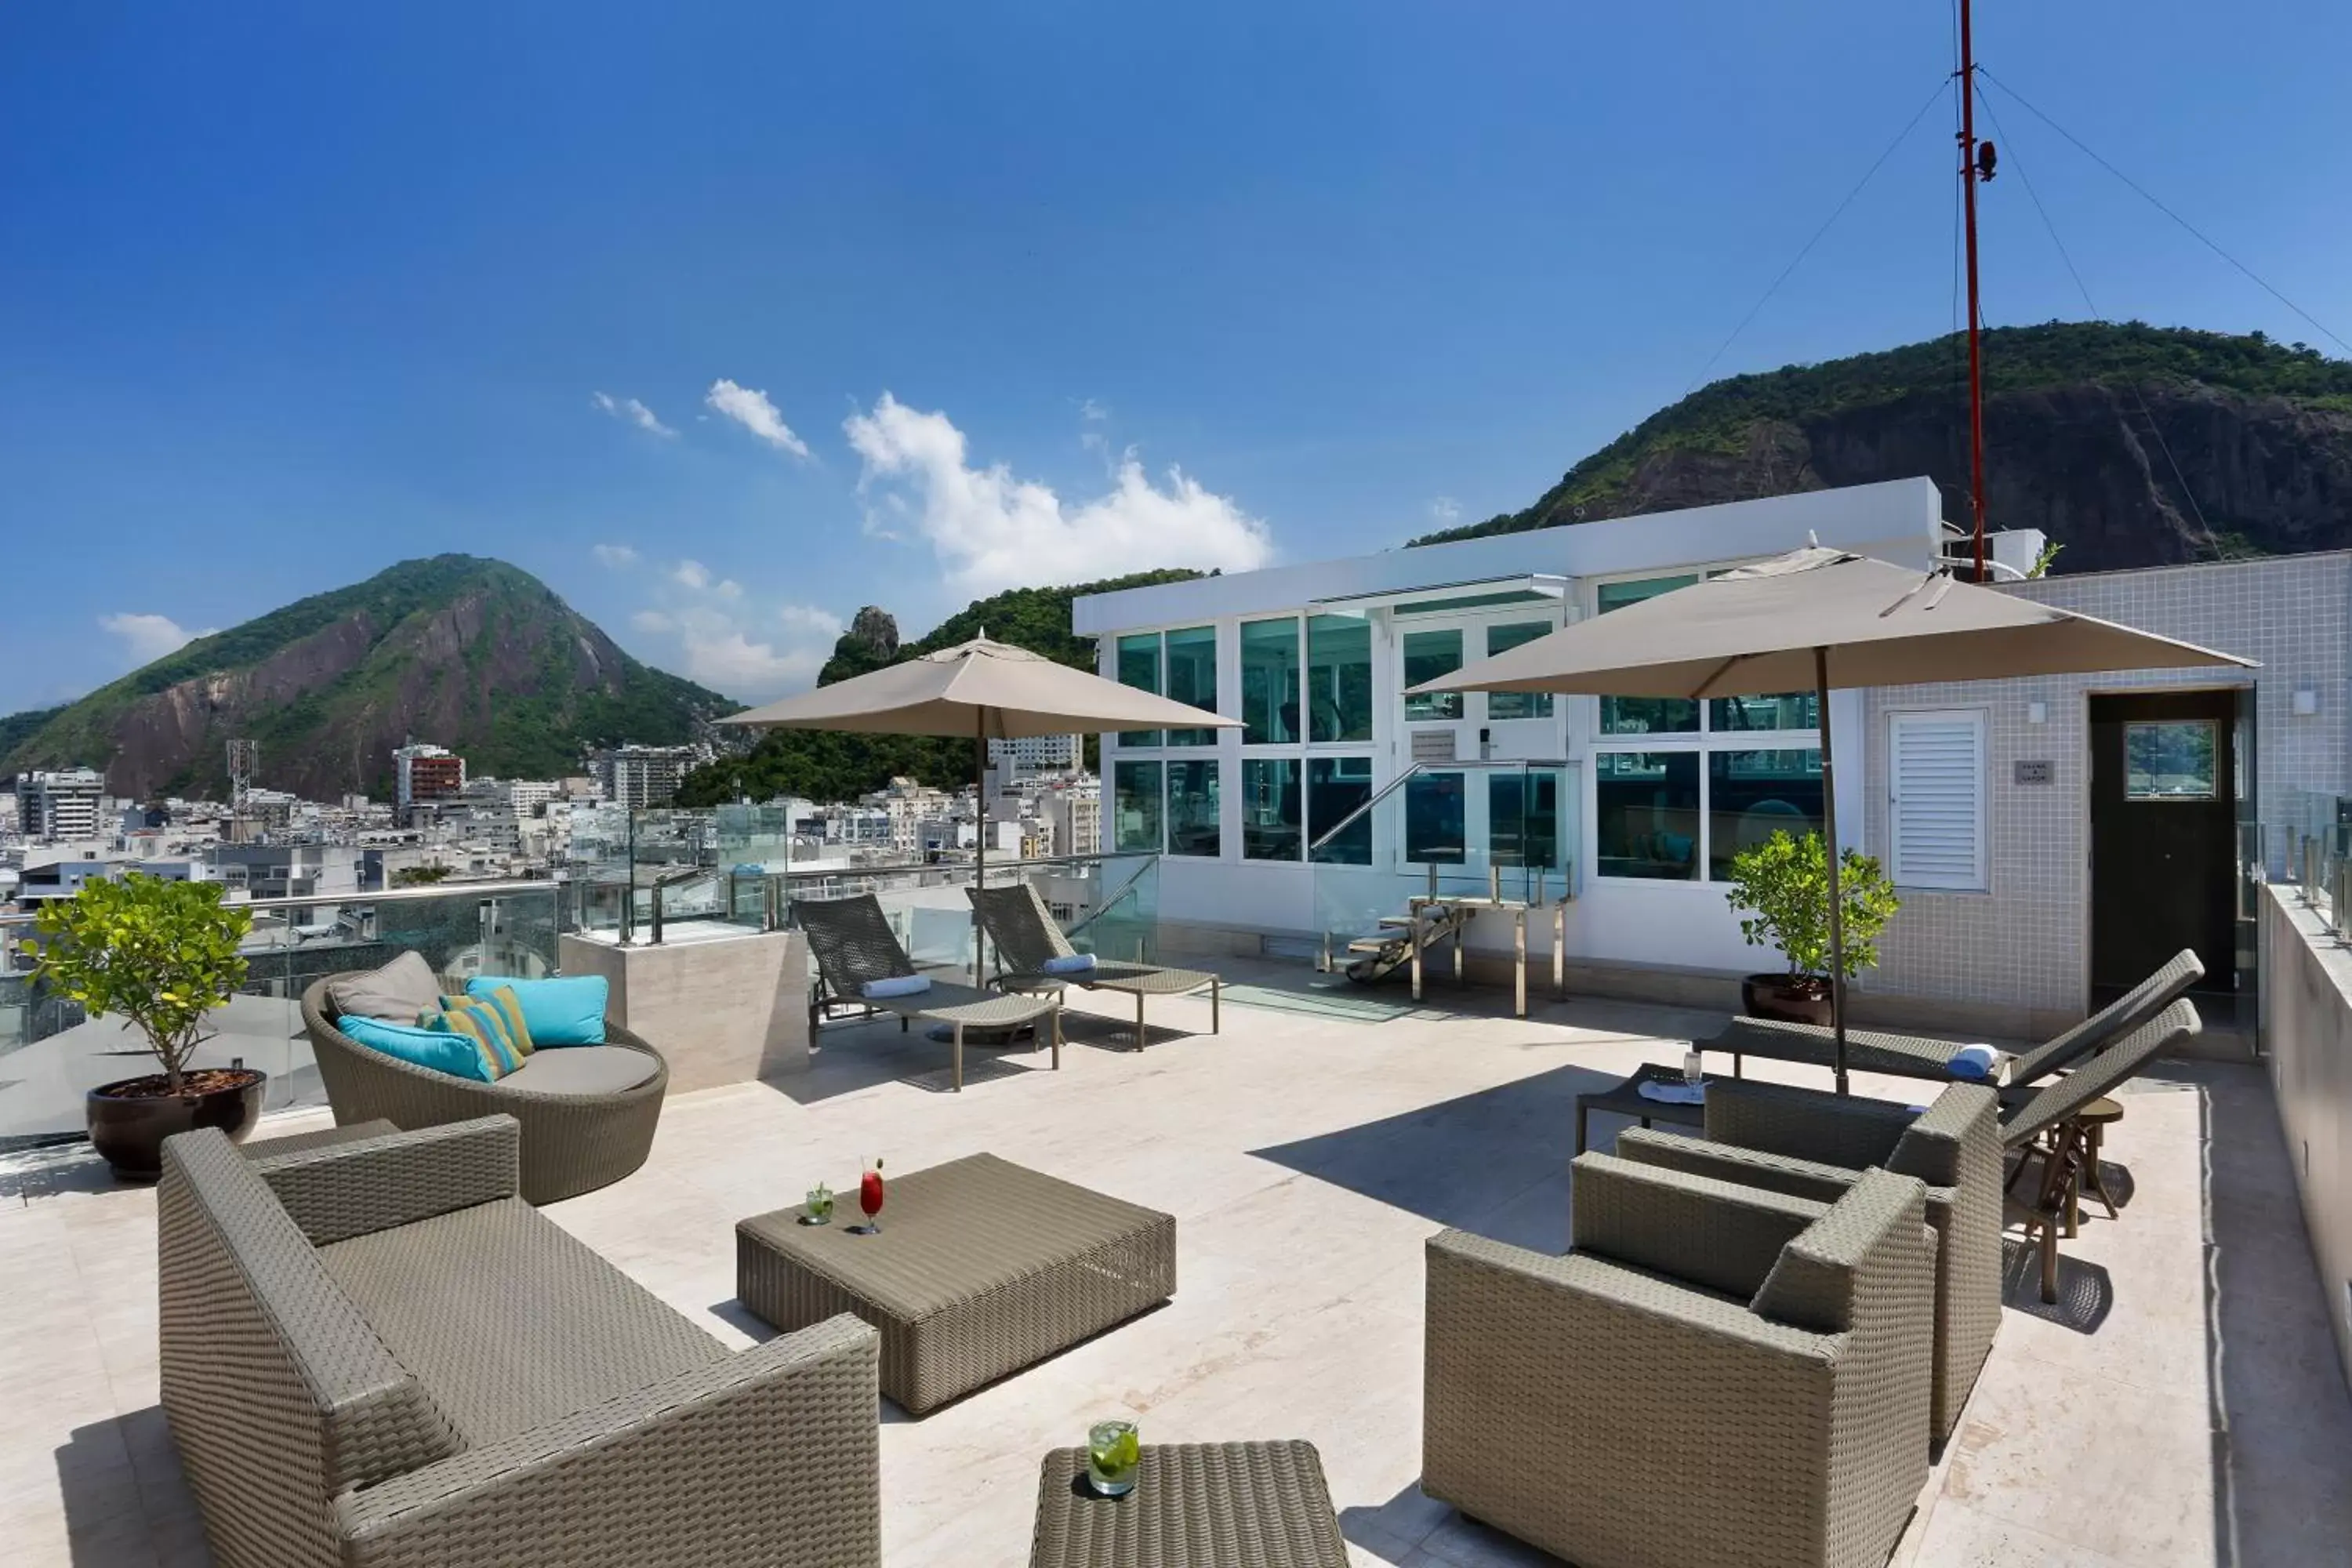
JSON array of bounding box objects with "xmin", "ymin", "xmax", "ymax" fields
[
  {"xmin": 0, "ymin": 880, "xmax": 564, "ymax": 1152},
  {"xmin": 1308, "ymin": 758, "xmax": 1581, "ymax": 971}
]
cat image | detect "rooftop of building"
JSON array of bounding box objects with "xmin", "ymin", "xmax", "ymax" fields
[{"xmin": 3, "ymin": 960, "xmax": 2347, "ymax": 1567}]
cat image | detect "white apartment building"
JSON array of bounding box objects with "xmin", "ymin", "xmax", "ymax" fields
[
  {"xmin": 1040, "ymin": 781, "xmax": 1102, "ymax": 858},
  {"xmin": 987, "ymin": 733, "xmax": 1083, "ymax": 774},
  {"xmin": 17, "ymin": 770, "xmax": 105, "ymax": 842},
  {"xmin": 593, "ymin": 745, "xmax": 702, "ymax": 810}
]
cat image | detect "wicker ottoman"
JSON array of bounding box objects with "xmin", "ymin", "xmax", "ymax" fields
[
  {"xmin": 1029, "ymin": 1441, "xmax": 1348, "ymax": 1567},
  {"xmin": 737, "ymin": 1152, "xmax": 1175, "ymax": 1414}
]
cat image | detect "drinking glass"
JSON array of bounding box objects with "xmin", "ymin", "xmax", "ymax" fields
[
  {"xmin": 1087, "ymin": 1419, "xmax": 1140, "ymax": 1497},
  {"xmin": 1682, "ymin": 1048, "xmax": 1705, "ymax": 1091},
  {"xmin": 852, "ymin": 1159, "xmax": 885, "ymax": 1235}
]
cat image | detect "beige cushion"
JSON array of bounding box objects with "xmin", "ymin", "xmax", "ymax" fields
[
  {"xmin": 497, "ymin": 1045, "xmax": 659, "ymax": 1098},
  {"xmin": 326, "ymin": 952, "xmax": 443, "ymax": 1022}
]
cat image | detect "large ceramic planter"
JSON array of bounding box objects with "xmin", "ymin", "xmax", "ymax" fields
[
  {"xmin": 1741, "ymin": 972, "xmax": 1835, "ymax": 1027},
  {"xmin": 85, "ymin": 1068, "xmax": 268, "ymax": 1180}
]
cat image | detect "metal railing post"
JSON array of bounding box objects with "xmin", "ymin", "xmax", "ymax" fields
[{"xmin": 649, "ymin": 884, "xmax": 665, "ymax": 946}]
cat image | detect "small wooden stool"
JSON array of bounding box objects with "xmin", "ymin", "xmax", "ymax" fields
[{"xmin": 2066, "ymin": 1094, "xmax": 2125, "ymax": 1235}]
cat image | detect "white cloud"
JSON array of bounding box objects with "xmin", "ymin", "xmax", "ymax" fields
[
  {"xmin": 590, "ymin": 392, "xmax": 675, "ymax": 437},
  {"xmin": 672, "ymin": 606, "xmax": 828, "ymax": 697},
  {"xmin": 705, "ymin": 379, "xmax": 810, "ymax": 458},
  {"xmin": 100, "ymin": 612, "xmax": 214, "ymax": 666},
  {"xmin": 1428, "ymin": 496, "xmax": 1463, "ymax": 528},
  {"xmin": 843, "ymin": 393, "xmax": 1272, "ymax": 597},
  {"xmin": 1079, "ymin": 397, "xmax": 1110, "ymax": 421},
  {"xmin": 777, "ymin": 603, "xmax": 846, "ymax": 638},
  {"xmin": 592, "ymin": 543, "xmax": 641, "ymax": 569},
  {"xmin": 618, "ymin": 564, "xmax": 842, "ymax": 702}
]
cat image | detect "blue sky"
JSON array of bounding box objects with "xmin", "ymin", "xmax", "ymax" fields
[{"xmin": 4, "ymin": 1, "xmax": 2347, "ymax": 711}]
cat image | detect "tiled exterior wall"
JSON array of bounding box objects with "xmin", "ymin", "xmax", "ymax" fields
[{"xmin": 1858, "ymin": 554, "xmax": 2351, "ymax": 1018}]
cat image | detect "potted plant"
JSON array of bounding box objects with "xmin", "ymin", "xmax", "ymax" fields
[
  {"xmin": 33, "ymin": 873, "xmax": 263, "ymax": 1180},
  {"xmin": 1722, "ymin": 829, "xmax": 1900, "ymax": 1025}
]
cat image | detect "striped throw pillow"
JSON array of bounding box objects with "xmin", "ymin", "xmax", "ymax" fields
[
  {"xmin": 421, "ymin": 998, "xmax": 524, "ymax": 1079},
  {"xmin": 456, "ymin": 985, "xmax": 535, "ymax": 1060}
]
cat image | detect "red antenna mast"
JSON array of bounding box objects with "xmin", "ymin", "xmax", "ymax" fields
[{"xmin": 1958, "ymin": 0, "xmax": 1993, "ymax": 577}]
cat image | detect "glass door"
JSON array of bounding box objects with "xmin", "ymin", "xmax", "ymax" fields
[{"xmin": 1394, "ymin": 609, "xmax": 1566, "ymax": 887}]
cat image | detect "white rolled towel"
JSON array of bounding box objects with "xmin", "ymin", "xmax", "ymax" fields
[
  {"xmin": 862, "ymin": 974, "xmax": 933, "ymax": 1000},
  {"xmin": 1041, "ymin": 953, "xmax": 1099, "ymax": 976}
]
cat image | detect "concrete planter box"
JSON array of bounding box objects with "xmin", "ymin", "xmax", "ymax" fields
[{"xmin": 559, "ymin": 927, "xmax": 811, "ymax": 1093}]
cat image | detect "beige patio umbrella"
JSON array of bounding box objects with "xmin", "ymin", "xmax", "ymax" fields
[
  {"xmin": 1412, "ymin": 546, "xmax": 2253, "ymax": 1091},
  {"xmin": 720, "ymin": 633, "xmax": 1238, "ymax": 894}
]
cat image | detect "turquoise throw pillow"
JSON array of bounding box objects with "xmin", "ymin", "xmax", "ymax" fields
[
  {"xmin": 466, "ymin": 974, "xmax": 608, "ymax": 1045},
  {"xmin": 340, "ymin": 1013, "xmax": 496, "ymax": 1083}
]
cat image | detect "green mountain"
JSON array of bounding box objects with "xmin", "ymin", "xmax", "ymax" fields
[
  {"xmin": 676, "ymin": 569, "xmax": 1203, "ymax": 806},
  {"xmin": 0, "ymin": 556, "xmax": 734, "ymax": 801},
  {"xmin": 1415, "ymin": 322, "xmax": 2352, "ymax": 572}
]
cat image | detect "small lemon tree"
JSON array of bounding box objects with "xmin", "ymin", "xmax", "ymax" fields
[
  {"xmin": 1722, "ymin": 829, "xmax": 1900, "ymax": 982},
  {"xmin": 33, "ymin": 874, "xmax": 252, "ymax": 1093}
]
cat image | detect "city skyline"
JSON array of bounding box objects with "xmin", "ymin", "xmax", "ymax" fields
[{"xmin": 5, "ymin": 2, "xmax": 2349, "ymax": 716}]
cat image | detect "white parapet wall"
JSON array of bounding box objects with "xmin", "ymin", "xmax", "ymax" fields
[
  {"xmin": 2260, "ymin": 883, "xmax": 2352, "ymax": 1394},
  {"xmin": 559, "ymin": 927, "xmax": 811, "ymax": 1093}
]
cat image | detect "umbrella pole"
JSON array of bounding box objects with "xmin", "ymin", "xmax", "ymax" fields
[
  {"xmin": 973, "ymin": 709, "xmax": 987, "ymax": 985},
  {"xmin": 1816, "ymin": 646, "xmax": 1849, "ymax": 1095}
]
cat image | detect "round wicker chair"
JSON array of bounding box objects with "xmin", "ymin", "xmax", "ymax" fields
[{"xmin": 301, "ymin": 975, "xmax": 667, "ymax": 1204}]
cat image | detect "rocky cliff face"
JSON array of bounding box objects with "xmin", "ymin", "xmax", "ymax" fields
[
  {"xmin": 1422, "ymin": 323, "xmax": 2352, "ymax": 572},
  {"xmin": 2, "ymin": 556, "xmax": 732, "ymax": 800}
]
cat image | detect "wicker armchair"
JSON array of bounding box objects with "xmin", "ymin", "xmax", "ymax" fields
[
  {"xmin": 303, "ymin": 975, "xmax": 666, "ymax": 1205},
  {"xmin": 1617, "ymin": 1080, "xmax": 2002, "ymax": 1443},
  {"xmin": 1425, "ymin": 1154, "xmax": 1936, "ymax": 1568},
  {"xmin": 159, "ymin": 1117, "xmax": 882, "ymax": 1568}
]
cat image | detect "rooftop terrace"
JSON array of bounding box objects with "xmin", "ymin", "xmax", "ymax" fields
[{"xmin": 5, "ymin": 960, "xmax": 2348, "ymax": 1567}]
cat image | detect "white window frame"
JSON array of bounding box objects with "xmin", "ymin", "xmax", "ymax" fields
[{"xmin": 1886, "ymin": 707, "xmax": 1990, "ymax": 893}]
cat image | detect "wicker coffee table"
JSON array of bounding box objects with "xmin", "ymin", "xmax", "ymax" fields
[
  {"xmin": 1573, "ymin": 1063, "xmax": 1719, "ymax": 1154},
  {"xmin": 737, "ymin": 1152, "xmax": 1175, "ymax": 1414},
  {"xmin": 1029, "ymin": 1440, "xmax": 1347, "ymax": 1568}
]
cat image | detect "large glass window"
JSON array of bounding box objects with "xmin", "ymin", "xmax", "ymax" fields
[
  {"xmin": 1489, "ymin": 771, "xmax": 1564, "ymax": 871},
  {"xmin": 1116, "ymin": 634, "xmax": 1163, "ymax": 746},
  {"xmin": 1112, "ymin": 760, "xmax": 1163, "ymax": 852},
  {"xmin": 1484, "ymin": 620, "xmax": 1556, "ymax": 720},
  {"xmin": 1597, "ymin": 575, "xmax": 1699, "ymax": 736},
  {"xmin": 1708, "ymin": 692, "xmax": 1819, "ymax": 732},
  {"xmin": 1307, "ymin": 756, "xmax": 1374, "ymax": 865},
  {"xmin": 1163, "ymin": 626, "xmax": 1217, "ymax": 746},
  {"xmin": 1305, "ymin": 615, "xmax": 1373, "ymax": 742},
  {"xmin": 1404, "ymin": 771, "xmax": 1468, "ymax": 863},
  {"xmin": 1167, "ymin": 759, "xmax": 1220, "ymax": 855},
  {"xmin": 1240, "ymin": 618, "xmax": 1301, "ymax": 746},
  {"xmin": 1241, "ymin": 757, "xmax": 1302, "ymax": 860},
  {"xmin": 1402, "ymin": 628, "xmax": 1465, "ymax": 721},
  {"xmin": 1706, "ymin": 749, "xmax": 1824, "ymax": 880},
  {"xmin": 1595, "ymin": 752, "xmax": 1701, "ymax": 880}
]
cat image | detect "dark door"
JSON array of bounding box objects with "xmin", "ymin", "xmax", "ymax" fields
[{"xmin": 2090, "ymin": 691, "xmax": 2238, "ymax": 993}]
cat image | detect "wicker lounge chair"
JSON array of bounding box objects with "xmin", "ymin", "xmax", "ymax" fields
[
  {"xmin": 1699, "ymin": 947, "xmax": 2203, "ymax": 1087},
  {"xmin": 968, "ymin": 881, "xmax": 1219, "ymax": 1050},
  {"xmin": 303, "ymin": 975, "xmax": 666, "ymax": 1205},
  {"xmin": 1618, "ymin": 1080, "xmax": 2002, "ymax": 1443},
  {"xmin": 1425, "ymin": 1153, "xmax": 1936, "ymax": 1568},
  {"xmin": 1660, "ymin": 998, "xmax": 2201, "ymax": 1308},
  {"xmin": 159, "ymin": 1116, "xmax": 882, "ymax": 1568},
  {"xmin": 796, "ymin": 893, "xmax": 1060, "ymax": 1091}
]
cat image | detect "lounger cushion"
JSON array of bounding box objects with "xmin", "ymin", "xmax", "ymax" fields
[
  {"xmin": 466, "ymin": 974, "xmax": 608, "ymax": 1045},
  {"xmin": 497, "ymin": 1044, "xmax": 661, "ymax": 1097},
  {"xmin": 325, "ymin": 951, "xmax": 443, "ymax": 1022}
]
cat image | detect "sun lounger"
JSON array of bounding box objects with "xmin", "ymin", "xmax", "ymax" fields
[
  {"xmin": 968, "ymin": 882, "xmax": 1219, "ymax": 1050},
  {"xmin": 796, "ymin": 894, "xmax": 1059, "ymax": 1091}
]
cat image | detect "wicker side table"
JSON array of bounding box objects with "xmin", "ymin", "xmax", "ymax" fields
[
  {"xmin": 738, "ymin": 1152, "xmax": 1175, "ymax": 1414},
  {"xmin": 1029, "ymin": 1440, "xmax": 1348, "ymax": 1568}
]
